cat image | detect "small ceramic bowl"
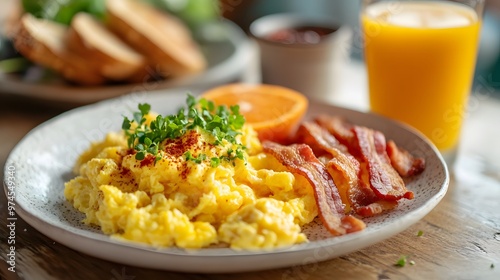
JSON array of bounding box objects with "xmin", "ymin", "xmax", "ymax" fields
[{"xmin": 249, "ymin": 13, "xmax": 352, "ymax": 103}]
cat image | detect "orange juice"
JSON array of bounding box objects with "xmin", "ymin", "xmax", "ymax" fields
[{"xmin": 362, "ymin": 1, "xmax": 481, "ymax": 151}]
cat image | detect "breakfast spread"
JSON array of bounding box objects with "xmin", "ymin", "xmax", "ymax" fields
[{"xmin": 64, "ymin": 85, "xmax": 425, "ymax": 250}]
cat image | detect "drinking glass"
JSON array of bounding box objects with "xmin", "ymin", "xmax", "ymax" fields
[{"xmin": 361, "ymin": 0, "xmax": 484, "ymax": 166}]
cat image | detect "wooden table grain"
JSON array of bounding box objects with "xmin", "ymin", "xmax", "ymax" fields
[{"xmin": 1, "ymin": 61, "xmax": 500, "ymax": 279}]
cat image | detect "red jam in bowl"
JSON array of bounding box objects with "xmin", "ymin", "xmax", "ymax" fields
[{"xmin": 265, "ymin": 26, "xmax": 338, "ymax": 44}]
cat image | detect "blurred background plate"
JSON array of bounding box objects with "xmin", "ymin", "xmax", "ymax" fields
[{"xmin": 0, "ymin": 19, "xmax": 253, "ymax": 106}]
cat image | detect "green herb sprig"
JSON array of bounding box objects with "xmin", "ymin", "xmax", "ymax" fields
[
  {"xmin": 395, "ymin": 255, "xmax": 408, "ymax": 267},
  {"xmin": 394, "ymin": 255, "xmax": 415, "ymax": 267},
  {"xmin": 122, "ymin": 95, "xmax": 246, "ymax": 166}
]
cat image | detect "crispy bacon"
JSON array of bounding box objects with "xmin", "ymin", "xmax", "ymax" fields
[
  {"xmin": 295, "ymin": 122, "xmax": 350, "ymax": 155},
  {"xmin": 295, "ymin": 122, "xmax": 401, "ymax": 217},
  {"xmin": 355, "ymin": 200, "xmax": 398, "ymax": 217},
  {"xmin": 312, "ymin": 115, "xmax": 416, "ymax": 217},
  {"xmin": 315, "ymin": 115, "xmax": 356, "ymax": 151},
  {"xmin": 386, "ymin": 140, "xmax": 425, "ymax": 177},
  {"xmin": 315, "ymin": 115, "xmax": 425, "ymax": 178},
  {"xmin": 295, "ymin": 122, "xmax": 359, "ymax": 211},
  {"xmin": 316, "ymin": 115, "xmax": 414, "ymax": 200},
  {"xmin": 353, "ymin": 126, "xmax": 414, "ymax": 201},
  {"xmin": 269, "ymin": 114, "xmax": 425, "ymax": 228},
  {"xmin": 262, "ymin": 141, "xmax": 365, "ymax": 235}
]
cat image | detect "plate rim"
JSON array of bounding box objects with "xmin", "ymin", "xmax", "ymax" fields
[{"xmin": 3, "ymin": 90, "xmax": 450, "ymax": 273}]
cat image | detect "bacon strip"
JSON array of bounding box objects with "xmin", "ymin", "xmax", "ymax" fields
[
  {"xmin": 295, "ymin": 122, "xmax": 359, "ymax": 211},
  {"xmin": 353, "ymin": 126, "xmax": 414, "ymax": 200},
  {"xmin": 295, "ymin": 122, "xmax": 399, "ymax": 217},
  {"xmin": 315, "ymin": 115, "xmax": 356, "ymax": 151},
  {"xmin": 315, "ymin": 115, "xmax": 425, "ymax": 178},
  {"xmin": 313, "ymin": 115, "xmax": 415, "ymax": 218},
  {"xmin": 295, "ymin": 122, "xmax": 350, "ymax": 155},
  {"xmin": 262, "ymin": 141, "xmax": 365, "ymax": 235},
  {"xmin": 386, "ymin": 140, "xmax": 425, "ymax": 177},
  {"xmin": 355, "ymin": 200, "xmax": 398, "ymax": 217},
  {"xmin": 316, "ymin": 115, "xmax": 414, "ymax": 200}
]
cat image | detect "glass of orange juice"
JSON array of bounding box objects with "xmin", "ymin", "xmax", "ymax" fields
[{"xmin": 361, "ymin": 0, "xmax": 484, "ymax": 166}]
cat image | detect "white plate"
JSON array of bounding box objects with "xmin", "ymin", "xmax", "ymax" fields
[
  {"xmin": 3, "ymin": 89, "xmax": 449, "ymax": 273},
  {"xmin": 0, "ymin": 20, "xmax": 253, "ymax": 106}
]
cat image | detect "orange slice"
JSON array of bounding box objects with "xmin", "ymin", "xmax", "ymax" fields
[{"xmin": 201, "ymin": 83, "xmax": 309, "ymax": 144}]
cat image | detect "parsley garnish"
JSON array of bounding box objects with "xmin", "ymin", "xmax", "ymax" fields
[
  {"xmin": 395, "ymin": 255, "xmax": 408, "ymax": 267},
  {"xmin": 417, "ymin": 230, "xmax": 424, "ymax": 237},
  {"xmin": 122, "ymin": 94, "xmax": 246, "ymax": 165}
]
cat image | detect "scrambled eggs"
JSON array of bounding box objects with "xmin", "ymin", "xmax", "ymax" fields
[{"xmin": 64, "ymin": 111, "xmax": 318, "ymax": 250}]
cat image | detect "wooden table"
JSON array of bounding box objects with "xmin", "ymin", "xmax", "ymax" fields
[{"xmin": 1, "ymin": 58, "xmax": 500, "ymax": 280}]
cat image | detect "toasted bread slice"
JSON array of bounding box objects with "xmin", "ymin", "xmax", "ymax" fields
[
  {"xmin": 106, "ymin": 0, "xmax": 207, "ymax": 78},
  {"xmin": 67, "ymin": 13, "xmax": 147, "ymax": 81},
  {"xmin": 2, "ymin": 0, "xmax": 23, "ymax": 38},
  {"xmin": 13, "ymin": 14, "xmax": 105, "ymax": 85}
]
